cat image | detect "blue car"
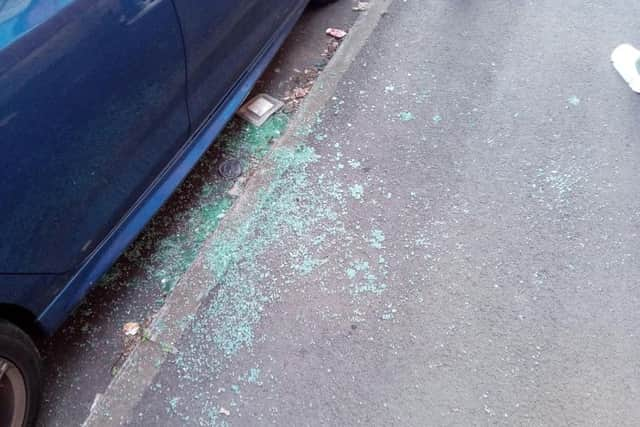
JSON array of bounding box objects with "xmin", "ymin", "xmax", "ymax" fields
[{"xmin": 0, "ymin": 0, "xmax": 335, "ymax": 424}]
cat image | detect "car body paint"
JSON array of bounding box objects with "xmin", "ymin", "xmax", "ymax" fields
[
  {"xmin": 172, "ymin": 0, "xmax": 300, "ymax": 126},
  {"xmin": 0, "ymin": 0, "xmax": 189, "ymax": 275}
]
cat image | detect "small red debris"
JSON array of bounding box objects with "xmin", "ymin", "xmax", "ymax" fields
[{"xmin": 326, "ymin": 28, "xmax": 347, "ymax": 39}]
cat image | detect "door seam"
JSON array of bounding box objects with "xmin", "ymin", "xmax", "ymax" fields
[{"xmin": 168, "ymin": 0, "xmax": 193, "ymax": 134}]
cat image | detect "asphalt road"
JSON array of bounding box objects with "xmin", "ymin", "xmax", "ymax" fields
[{"xmin": 49, "ymin": 0, "xmax": 640, "ymax": 425}]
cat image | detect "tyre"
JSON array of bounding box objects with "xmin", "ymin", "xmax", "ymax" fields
[{"xmin": 0, "ymin": 320, "xmax": 41, "ymax": 427}]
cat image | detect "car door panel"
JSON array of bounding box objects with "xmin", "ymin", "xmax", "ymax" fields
[
  {"xmin": 171, "ymin": 0, "xmax": 301, "ymax": 128},
  {"xmin": 0, "ymin": 0, "xmax": 189, "ymax": 273}
]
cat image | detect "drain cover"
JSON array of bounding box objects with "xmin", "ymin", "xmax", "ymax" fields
[{"xmin": 218, "ymin": 159, "xmax": 243, "ymax": 180}]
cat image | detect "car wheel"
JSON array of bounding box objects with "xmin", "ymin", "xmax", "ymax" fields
[{"xmin": 0, "ymin": 320, "xmax": 41, "ymax": 427}]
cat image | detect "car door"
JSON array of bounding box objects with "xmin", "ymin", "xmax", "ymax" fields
[
  {"xmin": 0, "ymin": 0, "xmax": 189, "ymax": 274},
  {"xmin": 171, "ymin": 0, "xmax": 301, "ymax": 128}
]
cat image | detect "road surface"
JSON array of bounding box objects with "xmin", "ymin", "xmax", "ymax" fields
[{"xmin": 50, "ymin": 0, "xmax": 640, "ymax": 425}]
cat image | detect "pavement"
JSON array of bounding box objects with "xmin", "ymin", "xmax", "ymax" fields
[{"xmin": 45, "ymin": 0, "xmax": 640, "ymax": 426}]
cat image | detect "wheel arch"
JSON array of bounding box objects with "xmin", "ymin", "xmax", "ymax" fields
[{"xmin": 0, "ymin": 304, "xmax": 44, "ymax": 341}]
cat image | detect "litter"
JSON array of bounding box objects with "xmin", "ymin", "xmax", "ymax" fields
[
  {"xmin": 292, "ymin": 86, "xmax": 311, "ymax": 99},
  {"xmin": 326, "ymin": 28, "xmax": 347, "ymax": 39},
  {"xmin": 353, "ymin": 2, "xmax": 370, "ymax": 11},
  {"xmin": 611, "ymin": 43, "xmax": 640, "ymax": 93},
  {"xmin": 237, "ymin": 93, "xmax": 284, "ymax": 126},
  {"xmin": 219, "ymin": 407, "xmax": 231, "ymax": 416},
  {"xmin": 122, "ymin": 322, "xmax": 140, "ymax": 336}
]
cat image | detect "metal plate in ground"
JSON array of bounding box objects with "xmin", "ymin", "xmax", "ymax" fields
[{"xmin": 237, "ymin": 94, "xmax": 284, "ymax": 127}]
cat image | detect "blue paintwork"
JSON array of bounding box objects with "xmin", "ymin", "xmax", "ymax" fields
[
  {"xmin": 172, "ymin": 0, "xmax": 299, "ymax": 126},
  {"xmin": 0, "ymin": 0, "xmax": 189, "ymax": 276},
  {"xmin": 0, "ymin": 0, "xmax": 73, "ymax": 49},
  {"xmin": 0, "ymin": 0, "xmax": 310, "ymax": 334}
]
